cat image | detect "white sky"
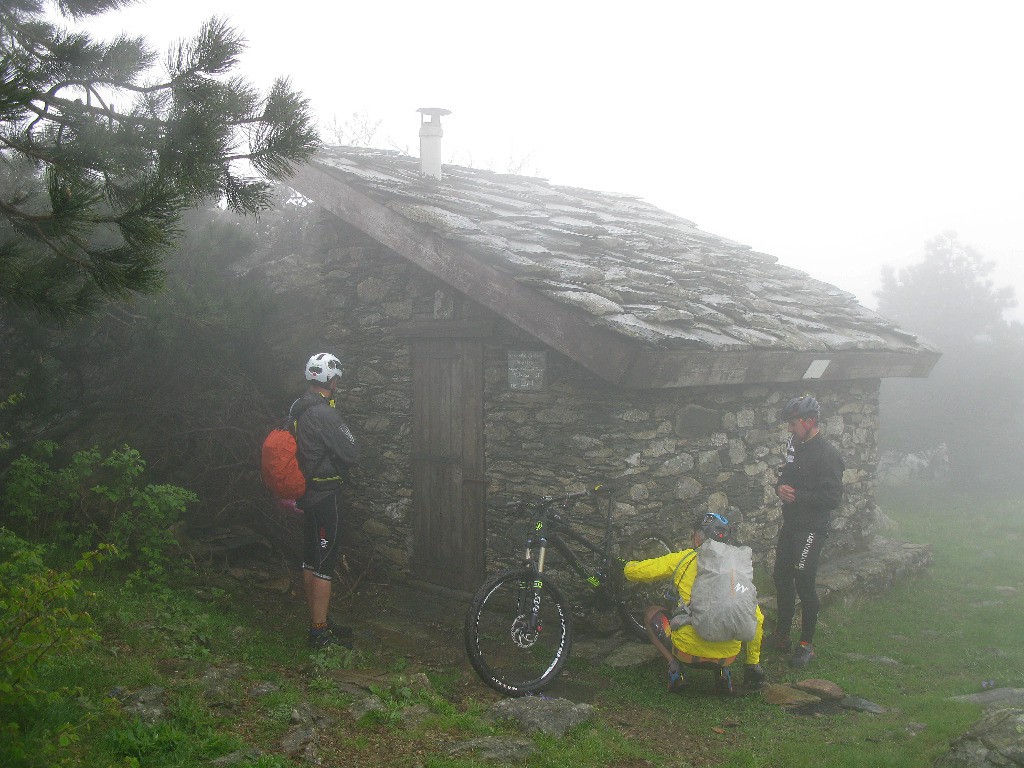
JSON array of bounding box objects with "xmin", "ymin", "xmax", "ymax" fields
[{"xmin": 82, "ymin": 1, "xmax": 1024, "ymax": 320}]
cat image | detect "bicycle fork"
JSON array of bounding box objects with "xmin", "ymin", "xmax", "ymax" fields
[{"xmin": 512, "ymin": 531, "xmax": 548, "ymax": 642}]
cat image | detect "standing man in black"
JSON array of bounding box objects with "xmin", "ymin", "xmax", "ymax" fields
[
  {"xmin": 293, "ymin": 352, "xmax": 360, "ymax": 649},
  {"xmin": 770, "ymin": 396, "xmax": 844, "ymax": 668}
]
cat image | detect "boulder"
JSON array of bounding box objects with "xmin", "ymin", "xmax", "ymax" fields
[
  {"xmin": 602, "ymin": 642, "xmax": 661, "ymax": 668},
  {"xmin": 490, "ymin": 697, "xmax": 594, "ymax": 738},
  {"xmin": 934, "ymin": 708, "xmax": 1024, "ymax": 767},
  {"xmin": 951, "ymin": 689, "xmax": 1024, "ymax": 711},
  {"xmin": 449, "ymin": 736, "xmax": 538, "ymax": 761},
  {"xmin": 793, "ymin": 679, "xmax": 845, "ymax": 700},
  {"xmin": 762, "ymin": 684, "xmax": 821, "ymax": 707}
]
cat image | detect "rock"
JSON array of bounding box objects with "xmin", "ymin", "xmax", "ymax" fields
[
  {"xmin": 348, "ymin": 695, "xmax": 387, "ymax": 719},
  {"xmin": 247, "ymin": 681, "xmax": 280, "ymax": 697},
  {"xmin": 840, "ymin": 696, "xmax": 887, "ymax": 714},
  {"xmin": 399, "ymin": 703, "xmax": 432, "ymax": 730},
  {"xmin": 202, "ymin": 663, "xmax": 246, "ymax": 690},
  {"xmin": 934, "ymin": 708, "xmax": 1024, "ymax": 767},
  {"xmin": 792, "ymin": 679, "xmax": 845, "ymax": 700},
  {"xmin": 762, "ymin": 684, "xmax": 821, "ymax": 707},
  {"xmin": 950, "ymin": 688, "xmax": 1024, "ymax": 710},
  {"xmin": 571, "ymin": 637, "xmax": 622, "ymax": 660},
  {"xmin": 405, "ymin": 672, "xmax": 433, "ymax": 692},
  {"xmin": 280, "ymin": 727, "xmax": 315, "ymax": 755},
  {"xmin": 602, "ymin": 641, "xmax": 661, "ymax": 668},
  {"xmin": 117, "ymin": 685, "xmax": 168, "ymax": 724},
  {"xmin": 289, "ymin": 702, "xmax": 335, "ymax": 727},
  {"xmin": 490, "ymin": 697, "xmax": 594, "ymax": 738},
  {"xmin": 816, "ymin": 535, "xmax": 932, "ymax": 604},
  {"xmin": 994, "ymin": 586, "xmax": 1018, "ymax": 596},
  {"xmin": 212, "ymin": 748, "xmax": 263, "ymax": 766},
  {"xmin": 202, "ymin": 665, "xmax": 246, "ymax": 710},
  {"xmin": 280, "ymin": 702, "xmax": 336, "ymax": 762},
  {"xmin": 449, "ymin": 736, "xmax": 538, "ymax": 761}
]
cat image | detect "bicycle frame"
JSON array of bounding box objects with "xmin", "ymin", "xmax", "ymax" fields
[
  {"xmin": 465, "ymin": 484, "xmax": 670, "ymax": 695},
  {"xmin": 522, "ymin": 490, "xmax": 618, "ymax": 591}
]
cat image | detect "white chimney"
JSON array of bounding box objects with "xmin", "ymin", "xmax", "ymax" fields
[{"xmin": 417, "ymin": 107, "xmax": 450, "ymax": 180}]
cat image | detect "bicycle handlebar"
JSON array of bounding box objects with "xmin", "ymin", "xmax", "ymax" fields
[{"xmin": 497, "ymin": 483, "xmax": 616, "ymax": 526}]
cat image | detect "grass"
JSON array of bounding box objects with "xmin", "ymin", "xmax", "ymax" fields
[{"xmin": 3, "ymin": 485, "xmax": 1021, "ymax": 767}]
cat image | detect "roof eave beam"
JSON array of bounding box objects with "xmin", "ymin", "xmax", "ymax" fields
[{"xmin": 623, "ymin": 348, "xmax": 942, "ymax": 388}]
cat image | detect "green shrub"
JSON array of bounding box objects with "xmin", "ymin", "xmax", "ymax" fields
[
  {"xmin": 0, "ymin": 529, "xmax": 110, "ymax": 760},
  {"xmin": 1, "ymin": 442, "xmax": 197, "ymax": 578},
  {"xmin": 0, "ymin": 392, "xmax": 23, "ymax": 453}
]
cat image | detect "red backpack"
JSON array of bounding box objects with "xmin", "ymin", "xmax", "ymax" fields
[{"xmin": 260, "ymin": 401, "xmax": 312, "ymax": 500}]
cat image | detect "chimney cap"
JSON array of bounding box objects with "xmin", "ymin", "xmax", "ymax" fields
[{"xmin": 417, "ymin": 107, "xmax": 451, "ymax": 121}]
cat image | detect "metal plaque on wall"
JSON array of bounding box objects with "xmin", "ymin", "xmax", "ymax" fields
[{"xmin": 507, "ymin": 351, "xmax": 547, "ymax": 391}]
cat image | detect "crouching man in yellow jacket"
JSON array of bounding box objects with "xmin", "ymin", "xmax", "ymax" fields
[{"xmin": 624, "ymin": 511, "xmax": 765, "ymax": 694}]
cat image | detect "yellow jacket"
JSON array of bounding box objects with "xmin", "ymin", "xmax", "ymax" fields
[{"xmin": 624, "ymin": 549, "xmax": 763, "ymax": 664}]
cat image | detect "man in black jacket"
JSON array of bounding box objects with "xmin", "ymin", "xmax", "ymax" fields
[
  {"xmin": 770, "ymin": 396, "xmax": 844, "ymax": 668},
  {"xmin": 293, "ymin": 352, "xmax": 360, "ymax": 649}
]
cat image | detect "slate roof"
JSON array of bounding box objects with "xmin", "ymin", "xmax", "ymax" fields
[{"xmin": 289, "ymin": 146, "xmax": 939, "ymax": 388}]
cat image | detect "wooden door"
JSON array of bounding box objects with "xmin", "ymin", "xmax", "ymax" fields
[{"xmin": 410, "ymin": 335, "xmax": 486, "ymax": 591}]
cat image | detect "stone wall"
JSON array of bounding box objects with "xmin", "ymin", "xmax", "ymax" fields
[
  {"xmin": 241, "ymin": 206, "xmax": 883, "ymax": 576},
  {"xmin": 481, "ymin": 329, "xmax": 881, "ymax": 570}
]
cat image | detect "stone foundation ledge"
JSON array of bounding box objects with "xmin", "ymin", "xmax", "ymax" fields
[{"xmin": 816, "ymin": 534, "xmax": 933, "ymax": 605}]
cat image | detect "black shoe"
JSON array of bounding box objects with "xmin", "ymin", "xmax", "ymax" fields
[
  {"xmin": 308, "ymin": 628, "xmax": 352, "ymax": 650},
  {"xmin": 789, "ymin": 642, "xmax": 815, "ymax": 668},
  {"xmin": 743, "ymin": 663, "xmax": 766, "ymax": 691},
  {"xmin": 326, "ymin": 617, "xmax": 353, "ymax": 639},
  {"xmin": 715, "ymin": 667, "xmax": 734, "ymax": 695}
]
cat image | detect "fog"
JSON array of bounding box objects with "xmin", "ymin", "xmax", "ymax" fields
[
  {"xmin": 875, "ymin": 234, "xmax": 1024, "ymax": 490},
  {"xmin": 81, "ymin": 1, "xmax": 1024, "ymax": 322}
]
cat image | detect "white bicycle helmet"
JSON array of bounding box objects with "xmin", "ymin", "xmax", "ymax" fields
[{"xmin": 305, "ymin": 352, "xmax": 343, "ymax": 384}]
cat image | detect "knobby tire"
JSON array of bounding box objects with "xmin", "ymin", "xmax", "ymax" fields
[
  {"xmin": 464, "ymin": 568, "xmax": 573, "ymax": 697},
  {"xmin": 615, "ymin": 529, "xmax": 675, "ymax": 640}
]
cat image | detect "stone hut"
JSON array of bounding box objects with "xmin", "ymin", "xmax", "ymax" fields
[{"xmin": 240, "ymin": 133, "xmax": 939, "ymax": 593}]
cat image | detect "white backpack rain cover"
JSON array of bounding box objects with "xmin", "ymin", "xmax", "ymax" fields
[{"xmin": 689, "ymin": 539, "xmax": 758, "ymax": 642}]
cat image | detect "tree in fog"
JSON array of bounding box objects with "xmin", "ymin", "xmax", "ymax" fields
[
  {"xmin": 0, "ymin": 197, "xmax": 294, "ymax": 517},
  {"xmin": 876, "ymin": 232, "xmax": 1024, "ymax": 487},
  {"xmin": 0, "ymin": 0, "xmax": 319, "ymax": 323}
]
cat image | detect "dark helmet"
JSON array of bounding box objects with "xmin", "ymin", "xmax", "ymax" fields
[
  {"xmin": 778, "ymin": 395, "xmax": 820, "ymax": 422},
  {"xmin": 695, "ymin": 511, "xmax": 731, "ymax": 543}
]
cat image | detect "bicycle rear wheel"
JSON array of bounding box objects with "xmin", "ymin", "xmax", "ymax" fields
[
  {"xmin": 464, "ymin": 568, "xmax": 573, "ymax": 697},
  {"xmin": 616, "ymin": 530, "xmax": 675, "ymax": 640}
]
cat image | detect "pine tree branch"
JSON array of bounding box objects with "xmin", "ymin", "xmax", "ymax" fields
[{"xmin": 1, "ymin": 4, "xmax": 319, "ymax": 322}]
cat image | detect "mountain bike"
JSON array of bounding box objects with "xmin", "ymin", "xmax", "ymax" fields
[{"xmin": 463, "ymin": 483, "xmax": 675, "ymax": 696}]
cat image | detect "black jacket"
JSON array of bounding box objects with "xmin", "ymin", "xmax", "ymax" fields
[
  {"xmin": 776, "ymin": 431, "xmax": 844, "ymax": 531},
  {"xmin": 290, "ymin": 391, "xmax": 359, "ymax": 495}
]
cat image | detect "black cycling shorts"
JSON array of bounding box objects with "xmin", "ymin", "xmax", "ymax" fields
[{"xmin": 300, "ymin": 492, "xmax": 341, "ymax": 581}]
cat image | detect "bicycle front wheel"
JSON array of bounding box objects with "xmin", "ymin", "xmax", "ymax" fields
[
  {"xmin": 464, "ymin": 568, "xmax": 573, "ymax": 697},
  {"xmin": 616, "ymin": 530, "xmax": 675, "ymax": 640}
]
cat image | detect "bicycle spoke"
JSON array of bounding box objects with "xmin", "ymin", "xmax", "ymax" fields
[
  {"xmin": 616, "ymin": 530, "xmax": 675, "ymax": 640},
  {"xmin": 464, "ymin": 570, "xmax": 572, "ymax": 696}
]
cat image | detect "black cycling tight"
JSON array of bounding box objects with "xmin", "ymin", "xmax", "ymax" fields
[{"xmin": 773, "ymin": 525, "xmax": 827, "ymax": 644}]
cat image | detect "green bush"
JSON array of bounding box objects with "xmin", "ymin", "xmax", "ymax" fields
[
  {"xmin": 0, "ymin": 529, "xmax": 110, "ymax": 760},
  {"xmin": 0, "ymin": 392, "xmax": 23, "ymax": 453},
  {"xmin": 1, "ymin": 443, "xmax": 197, "ymax": 579}
]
